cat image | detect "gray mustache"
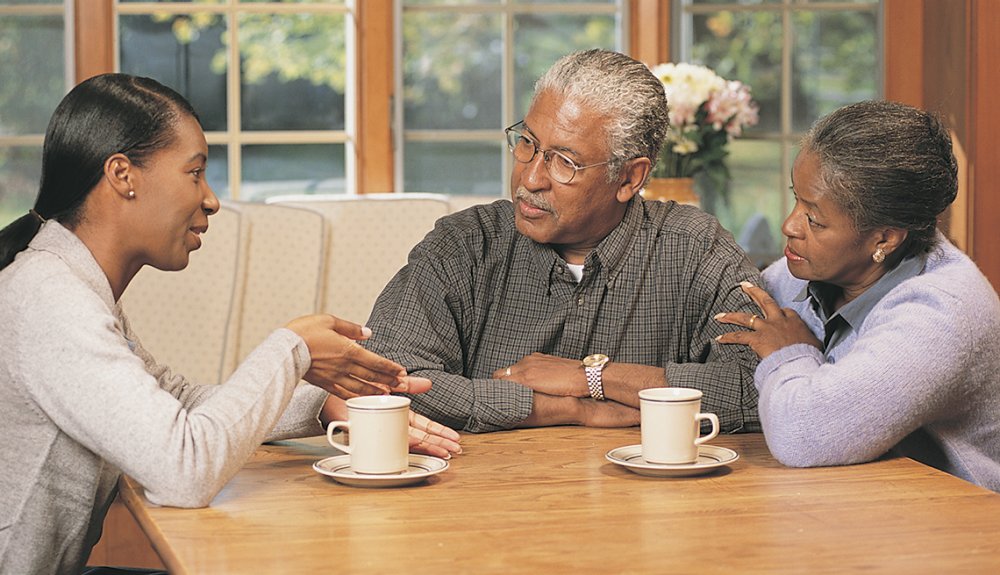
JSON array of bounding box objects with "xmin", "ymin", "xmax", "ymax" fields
[{"xmin": 514, "ymin": 187, "xmax": 554, "ymax": 213}]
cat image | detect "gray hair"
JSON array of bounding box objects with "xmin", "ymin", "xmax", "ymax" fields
[
  {"xmin": 533, "ymin": 49, "xmax": 668, "ymax": 184},
  {"xmin": 802, "ymin": 100, "xmax": 958, "ymax": 257}
]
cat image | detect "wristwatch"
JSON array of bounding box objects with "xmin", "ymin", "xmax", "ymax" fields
[{"xmin": 582, "ymin": 353, "xmax": 610, "ymax": 400}]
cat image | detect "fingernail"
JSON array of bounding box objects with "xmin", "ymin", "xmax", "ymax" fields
[
  {"xmin": 713, "ymin": 313, "xmax": 726, "ymax": 320},
  {"xmin": 740, "ymin": 281, "xmax": 755, "ymax": 289},
  {"xmin": 361, "ymin": 326, "xmax": 373, "ymax": 338},
  {"xmin": 715, "ymin": 335, "xmax": 723, "ymax": 341}
]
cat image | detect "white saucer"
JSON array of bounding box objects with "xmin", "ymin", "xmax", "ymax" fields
[
  {"xmin": 313, "ymin": 454, "xmax": 448, "ymax": 488},
  {"xmin": 605, "ymin": 444, "xmax": 739, "ymax": 477}
]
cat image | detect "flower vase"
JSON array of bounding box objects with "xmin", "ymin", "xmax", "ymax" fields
[{"xmin": 640, "ymin": 177, "xmax": 700, "ymax": 207}]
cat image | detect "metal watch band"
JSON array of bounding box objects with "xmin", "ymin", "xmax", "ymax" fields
[{"xmin": 585, "ymin": 366, "xmax": 605, "ymax": 400}]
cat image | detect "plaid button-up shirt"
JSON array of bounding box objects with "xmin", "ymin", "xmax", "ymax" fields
[{"xmin": 365, "ymin": 197, "xmax": 762, "ymax": 433}]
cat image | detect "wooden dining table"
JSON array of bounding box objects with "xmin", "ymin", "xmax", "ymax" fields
[{"xmin": 114, "ymin": 427, "xmax": 1000, "ymax": 574}]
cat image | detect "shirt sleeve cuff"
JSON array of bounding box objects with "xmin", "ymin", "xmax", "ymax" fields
[{"xmin": 466, "ymin": 378, "xmax": 534, "ymax": 432}]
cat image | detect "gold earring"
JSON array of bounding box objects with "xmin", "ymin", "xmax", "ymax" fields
[{"xmin": 872, "ymin": 247, "xmax": 885, "ymax": 263}]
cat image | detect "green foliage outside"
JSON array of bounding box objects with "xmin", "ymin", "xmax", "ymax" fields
[
  {"xmin": 2, "ymin": 3, "xmax": 877, "ymax": 246},
  {"xmin": 0, "ymin": 15, "xmax": 65, "ymax": 228},
  {"xmin": 148, "ymin": 10, "xmax": 348, "ymax": 93},
  {"xmin": 686, "ymin": 7, "xmax": 878, "ymax": 245}
]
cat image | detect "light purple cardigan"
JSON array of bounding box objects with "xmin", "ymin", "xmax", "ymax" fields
[{"xmin": 757, "ymin": 233, "xmax": 1000, "ymax": 492}]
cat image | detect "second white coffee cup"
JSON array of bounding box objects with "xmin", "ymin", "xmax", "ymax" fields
[
  {"xmin": 326, "ymin": 395, "xmax": 410, "ymax": 475},
  {"xmin": 639, "ymin": 387, "xmax": 720, "ymax": 465}
]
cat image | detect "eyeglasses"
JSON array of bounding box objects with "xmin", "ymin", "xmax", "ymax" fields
[{"xmin": 504, "ymin": 121, "xmax": 610, "ymax": 184}]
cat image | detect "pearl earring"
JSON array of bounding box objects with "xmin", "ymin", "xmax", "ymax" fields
[
  {"xmin": 872, "ymin": 247, "xmax": 885, "ymax": 263},
  {"xmin": 128, "ymin": 190, "xmax": 135, "ymax": 198}
]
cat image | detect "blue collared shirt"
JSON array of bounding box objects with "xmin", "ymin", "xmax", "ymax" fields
[{"xmin": 795, "ymin": 254, "xmax": 927, "ymax": 355}]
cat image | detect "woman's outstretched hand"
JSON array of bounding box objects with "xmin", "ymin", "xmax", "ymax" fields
[
  {"xmin": 286, "ymin": 314, "xmax": 432, "ymax": 399},
  {"xmin": 714, "ymin": 281, "xmax": 822, "ymax": 359},
  {"xmin": 320, "ymin": 396, "xmax": 462, "ymax": 459},
  {"xmin": 407, "ymin": 410, "xmax": 463, "ymax": 459}
]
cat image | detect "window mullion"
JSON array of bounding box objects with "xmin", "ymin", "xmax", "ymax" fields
[
  {"xmin": 780, "ymin": 1, "xmax": 794, "ymax": 220},
  {"xmin": 227, "ymin": 4, "xmax": 241, "ymax": 200}
]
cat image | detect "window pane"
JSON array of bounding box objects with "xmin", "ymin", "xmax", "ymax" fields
[
  {"xmin": 404, "ymin": 141, "xmax": 503, "ymax": 195},
  {"xmin": 404, "ymin": 0, "xmax": 498, "ymax": 5},
  {"xmin": 0, "ymin": 15, "xmax": 65, "ymax": 135},
  {"xmin": 241, "ymin": 0, "xmax": 343, "ymax": 3},
  {"xmin": 120, "ymin": 0, "xmax": 224, "ymax": 3},
  {"xmin": 690, "ymin": 0, "xmax": 779, "ymax": 4},
  {"xmin": 0, "ymin": 146, "xmax": 41, "ymax": 229},
  {"xmin": 680, "ymin": 2, "xmax": 879, "ymax": 266},
  {"xmin": 513, "ymin": 13, "xmax": 618, "ymax": 119},
  {"xmin": 240, "ymin": 143, "xmax": 346, "ymax": 201},
  {"xmin": 403, "ymin": 13, "xmax": 501, "ymax": 130},
  {"xmin": 206, "ymin": 144, "xmax": 229, "ymax": 199},
  {"xmin": 400, "ymin": 3, "xmax": 624, "ymax": 196},
  {"xmin": 119, "ymin": 14, "xmax": 228, "ymax": 131},
  {"xmin": 689, "ymin": 10, "xmax": 781, "ymax": 134},
  {"xmin": 238, "ymin": 13, "xmax": 346, "ymax": 131},
  {"xmin": 791, "ymin": 10, "xmax": 878, "ymax": 131},
  {"xmin": 713, "ymin": 140, "xmax": 784, "ymax": 265},
  {"xmin": 514, "ymin": 0, "xmax": 615, "ymax": 4}
]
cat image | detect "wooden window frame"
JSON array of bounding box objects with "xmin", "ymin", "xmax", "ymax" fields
[{"xmin": 70, "ymin": 0, "xmax": 1000, "ymax": 289}]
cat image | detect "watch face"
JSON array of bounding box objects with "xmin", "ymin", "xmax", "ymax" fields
[{"xmin": 583, "ymin": 353, "xmax": 610, "ymax": 368}]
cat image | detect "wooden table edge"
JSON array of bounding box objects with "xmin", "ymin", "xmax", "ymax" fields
[{"xmin": 118, "ymin": 476, "xmax": 188, "ymax": 575}]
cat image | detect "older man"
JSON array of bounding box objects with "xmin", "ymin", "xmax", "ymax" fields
[{"xmin": 365, "ymin": 49, "xmax": 762, "ymax": 433}]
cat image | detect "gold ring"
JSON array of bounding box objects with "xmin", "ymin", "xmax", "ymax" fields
[
  {"xmin": 749, "ymin": 314, "xmax": 758, "ymax": 329},
  {"xmin": 505, "ymin": 366, "xmax": 512, "ymax": 377}
]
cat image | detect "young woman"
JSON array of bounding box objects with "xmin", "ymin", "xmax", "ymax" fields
[
  {"xmin": 716, "ymin": 100, "xmax": 1000, "ymax": 492},
  {"xmin": 0, "ymin": 74, "xmax": 460, "ymax": 574}
]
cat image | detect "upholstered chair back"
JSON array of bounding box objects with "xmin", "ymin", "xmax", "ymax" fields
[
  {"xmin": 235, "ymin": 202, "xmax": 326, "ymax": 362},
  {"xmin": 121, "ymin": 203, "xmax": 249, "ymax": 385},
  {"xmin": 268, "ymin": 193, "xmax": 450, "ymax": 324}
]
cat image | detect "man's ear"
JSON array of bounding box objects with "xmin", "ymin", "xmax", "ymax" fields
[
  {"xmin": 104, "ymin": 153, "xmax": 135, "ymax": 199},
  {"xmin": 616, "ymin": 157, "xmax": 652, "ymax": 203}
]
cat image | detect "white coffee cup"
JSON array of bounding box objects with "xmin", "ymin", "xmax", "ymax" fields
[
  {"xmin": 639, "ymin": 387, "xmax": 720, "ymax": 465},
  {"xmin": 326, "ymin": 395, "xmax": 410, "ymax": 475}
]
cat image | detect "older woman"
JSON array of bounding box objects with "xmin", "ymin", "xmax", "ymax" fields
[
  {"xmin": 0, "ymin": 74, "xmax": 459, "ymax": 575},
  {"xmin": 716, "ymin": 100, "xmax": 1000, "ymax": 492}
]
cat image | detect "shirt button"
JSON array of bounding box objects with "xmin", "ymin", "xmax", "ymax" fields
[{"xmin": 576, "ymin": 295, "xmax": 585, "ymax": 306}]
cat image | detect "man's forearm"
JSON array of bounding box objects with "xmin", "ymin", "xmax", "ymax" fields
[
  {"xmin": 601, "ymin": 363, "xmax": 667, "ymax": 408},
  {"xmin": 518, "ymin": 392, "xmax": 641, "ymax": 428},
  {"xmin": 517, "ymin": 393, "xmax": 582, "ymax": 427}
]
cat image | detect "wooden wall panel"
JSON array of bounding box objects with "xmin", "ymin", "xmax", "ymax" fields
[
  {"xmin": 883, "ymin": 0, "xmax": 923, "ymax": 108},
  {"xmin": 970, "ymin": 0, "xmax": 1000, "ymax": 289},
  {"xmin": 87, "ymin": 497, "xmax": 164, "ymax": 569},
  {"xmin": 922, "ymin": 1, "xmax": 969, "ymax": 143},
  {"xmin": 918, "ymin": 0, "xmax": 970, "ymax": 251},
  {"xmin": 911, "ymin": 0, "xmax": 1000, "ymax": 290}
]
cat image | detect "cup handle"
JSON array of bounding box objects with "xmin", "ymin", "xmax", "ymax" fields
[
  {"xmin": 326, "ymin": 420, "xmax": 351, "ymax": 453},
  {"xmin": 694, "ymin": 413, "xmax": 720, "ymax": 446}
]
